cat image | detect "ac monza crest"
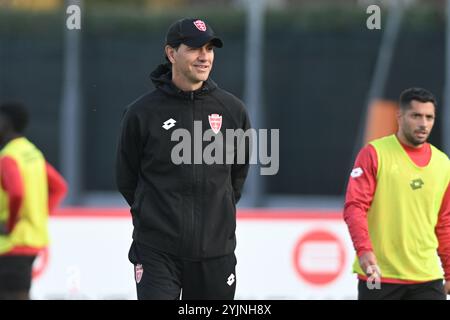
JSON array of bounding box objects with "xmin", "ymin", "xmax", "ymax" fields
[
  {"xmin": 193, "ymin": 20, "xmax": 207, "ymax": 32},
  {"xmin": 208, "ymin": 114, "xmax": 222, "ymax": 134},
  {"xmin": 135, "ymin": 264, "xmax": 143, "ymax": 284}
]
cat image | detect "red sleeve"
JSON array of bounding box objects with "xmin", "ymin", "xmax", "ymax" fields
[
  {"xmin": 343, "ymin": 145, "xmax": 378, "ymax": 257},
  {"xmin": 46, "ymin": 162, "xmax": 68, "ymax": 214},
  {"xmin": 0, "ymin": 156, "xmax": 24, "ymax": 233},
  {"xmin": 436, "ymin": 183, "xmax": 450, "ymax": 281}
]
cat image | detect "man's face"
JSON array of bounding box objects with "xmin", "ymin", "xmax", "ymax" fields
[
  {"xmin": 169, "ymin": 42, "xmax": 214, "ymax": 84},
  {"xmin": 398, "ymin": 100, "xmax": 435, "ymax": 146}
]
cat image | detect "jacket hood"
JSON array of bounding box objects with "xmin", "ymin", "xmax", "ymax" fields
[{"xmin": 150, "ymin": 63, "xmax": 217, "ymax": 99}]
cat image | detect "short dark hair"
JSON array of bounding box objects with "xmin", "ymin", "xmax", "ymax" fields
[
  {"xmin": 399, "ymin": 87, "xmax": 437, "ymax": 110},
  {"xmin": 0, "ymin": 101, "xmax": 29, "ymax": 133},
  {"xmin": 165, "ymin": 43, "xmax": 180, "ymax": 63}
]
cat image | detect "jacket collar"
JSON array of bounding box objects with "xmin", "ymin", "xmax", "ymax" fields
[{"xmin": 150, "ymin": 63, "xmax": 217, "ymax": 99}]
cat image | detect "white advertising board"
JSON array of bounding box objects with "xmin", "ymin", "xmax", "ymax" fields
[{"xmin": 31, "ymin": 209, "xmax": 357, "ymax": 300}]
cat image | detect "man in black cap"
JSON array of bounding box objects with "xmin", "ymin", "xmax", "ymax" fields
[{"xmin": 116, "ymin": 18, "xmax": 251, "ymax": 300}]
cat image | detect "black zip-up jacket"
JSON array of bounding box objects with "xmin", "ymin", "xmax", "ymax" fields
[{"xmin": 116, "ymin": 63, "xmax": 251, "ymax": 259}]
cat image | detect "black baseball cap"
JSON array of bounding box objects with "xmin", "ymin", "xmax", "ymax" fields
[{"xmin": 165, "ymin": 18, "xmax": 223, "ymax": 49}]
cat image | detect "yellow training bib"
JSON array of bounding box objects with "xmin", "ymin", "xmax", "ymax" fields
[
  {"xmin": 353, "ymin": 135, "xmax": 450, "ymax": 281},
  {"xmin": 0, "ymin": 137, "xmax": 49, "ymax": 254}
]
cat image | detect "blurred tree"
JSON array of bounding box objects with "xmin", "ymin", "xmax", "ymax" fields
[{"xmin": 0, "ymin": 0, "xmax": 61, "ymax": 10}]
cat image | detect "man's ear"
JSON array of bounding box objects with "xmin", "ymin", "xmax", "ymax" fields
[
  {"xmin": 165, "ymin": 45, "xmax": 176, "ymax": 64},
  {"xmin": 396, "ymin": 108, "xmax": 403, "ymax": 124}
]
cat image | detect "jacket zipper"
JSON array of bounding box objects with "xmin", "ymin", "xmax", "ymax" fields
[{"xmin": 190, "ymin": 91, "xmax": 196, "ymax": 257}]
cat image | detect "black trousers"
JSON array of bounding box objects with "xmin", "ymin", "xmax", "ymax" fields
[
  {"xmin": 128, "ymin": 241, "xmax": 237, "ymax": 300},
  {"xmin": 358, "ymin": 279, "xmax": 446, "ymax": 300},
  {"xmin": 0, "ymin": 255, "xmax": 36, "ymax": 294}
]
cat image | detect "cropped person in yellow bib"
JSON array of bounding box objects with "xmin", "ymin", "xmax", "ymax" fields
[
  {"xmin": 344, "ymin": 88, "xmax": 450, "ymax": 300},
  {"xmin": 0, "ymin": 102, "xmax": 67, "ymax": 300}
]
